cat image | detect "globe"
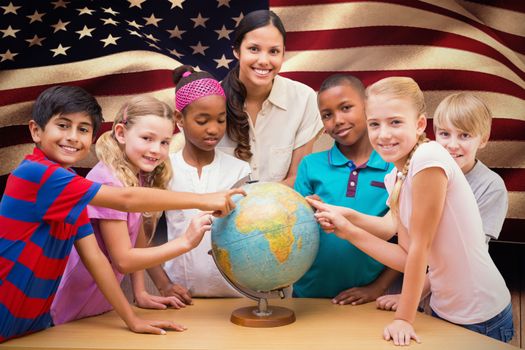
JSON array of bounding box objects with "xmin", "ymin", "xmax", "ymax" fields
[{"xmin": 211, "ymin": 182, "xmax": 319, "ymax": 294}]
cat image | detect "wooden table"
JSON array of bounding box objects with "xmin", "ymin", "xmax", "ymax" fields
[{"xmin": 0, "ymin": 298, "xmax": 517, "ymax": 350}]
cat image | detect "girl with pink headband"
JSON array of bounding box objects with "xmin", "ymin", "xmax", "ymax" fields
[{"xmin": 153, "ymin": 65, "xmax": 251, "ymax": 300}]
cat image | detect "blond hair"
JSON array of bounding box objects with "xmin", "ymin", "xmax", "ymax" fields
[
  {"xmin": 366, "ymin": 77, "xmax": 428, "ymax": 215},
  {"xmin": 433, "ymin": 92, "xmax": 491, "ymax": 141},
  {"xmin": 96, "ymin": 95, "xmax": 174, "ymax": 239}
]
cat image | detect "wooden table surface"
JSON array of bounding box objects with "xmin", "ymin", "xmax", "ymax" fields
[{"xmin": 0, "ymin": 298, "xmax": 517, "ymax": 350}]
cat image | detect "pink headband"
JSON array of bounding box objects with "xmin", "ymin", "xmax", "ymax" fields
[{"xmin": 175, "ymin": 75, "xmax": 226, "ymax": 111}]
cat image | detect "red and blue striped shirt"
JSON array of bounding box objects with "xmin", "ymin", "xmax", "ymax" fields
[{"xmin": 0, "ymin": 147, "xmax": 101, "ymax": 342}]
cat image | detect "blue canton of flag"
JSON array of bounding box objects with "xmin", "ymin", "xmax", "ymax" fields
[{"xmin": 0, "ymin": 0, "xmax": 267, "ymax": 78}]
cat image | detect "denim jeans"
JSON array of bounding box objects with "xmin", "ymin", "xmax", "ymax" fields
[{"xmin": 432, "ymin": 303, "xmax": 514, "ymax": 343}]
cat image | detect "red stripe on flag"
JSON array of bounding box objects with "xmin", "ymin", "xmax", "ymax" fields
[
  {"xmin": 0, "ymin": 69, "xmax": 174, "ymax": 107},
  {"xmin": 0, "ymin": 126, "xmax": 33, "ymax": 148},
  {"xmin": 285, "ymin": 27, "xmax": 525, "ymax": 81},
  {"xmin": 0, "ymin": 280, "xmax": 53, "ymax": 319},
  {"xmin": 493, "ymin": 169, "xmax": 525, "ymax": 192},
  {"xmin": 280, "ymin": 70, "xmax": 525, "ymax": 100}
]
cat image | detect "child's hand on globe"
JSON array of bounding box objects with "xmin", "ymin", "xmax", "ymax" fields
[
  {"xmin": 306, "ymin": 198, "xmax": 356, "ymax": 240},
  {"xmin": 182, "ymin": 212, "xmax": 213, "ymax": 250}
]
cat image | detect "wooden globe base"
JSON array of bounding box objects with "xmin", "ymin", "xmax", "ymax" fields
[{"xmin": 230, "ymin": 306, "xmax": 295, "ymax": 327}]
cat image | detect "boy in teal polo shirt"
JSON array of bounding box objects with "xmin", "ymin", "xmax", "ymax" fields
[{"xmin": 293, "ymin": 74, "xmax": 398, "ymax": 304}]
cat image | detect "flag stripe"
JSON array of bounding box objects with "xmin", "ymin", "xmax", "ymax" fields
[
  {"xmin": 462, "ymin": 0, "xmax": 525, "ymax": 13},
  {"xmin": 0, "ymin": 70, "xmax": 174, "ymax": 107},
  {"xmin": 285, "ymin": 27, "xmax": 525, "ymax": 81},
  {"xmin": 508, "ymin": 193, "xmax": 525, "ymax": 219},
  {"xmin": 273, "ymin": 0, "xmax": 525, "ymax": 55},
  {"xmin": 492, "ymin": 169, "xmax": 525, "ymax": 191},
  {"xmin": 280, "ymin": 70, "xmax": 525, "ymax": 101}
]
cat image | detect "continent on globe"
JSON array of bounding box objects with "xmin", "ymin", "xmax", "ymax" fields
[{"xmin": 211, "ymin": 182, "xmax": 319, "ymax": 293}]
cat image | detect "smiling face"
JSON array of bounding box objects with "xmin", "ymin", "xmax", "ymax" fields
[
  {"xmin": 318, "ymin": 84, "xmax": 368, "ymax": 148},
  {"xmin": 434, "ymin": 119, "xmax": 486, "ymax": 173},
  {"xmin": 177, "ymin": 94, "xmax": 227, "ymax": 153},
  {"xmin": 366, "ymin": 94, "xmax": 426, "ymax": 170},
  {"xmin": 234, "ymin": 24, "xmax": 284, "ymax": 92},
  {"xmin": 29, "ymin": 112, "xmax": 94, "ymax": 168},
  {"xmin": 114, "ymin": 114, "xmax": 174, "ymax": 174}
]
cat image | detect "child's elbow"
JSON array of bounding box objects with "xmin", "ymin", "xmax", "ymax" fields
[
  {"xmin": 115, "ymin": 188, "xmax": 136, "ymax": 212},
  {"xmin": 114, "ymin": 260, "xmax": 134, "ymax": 274}
]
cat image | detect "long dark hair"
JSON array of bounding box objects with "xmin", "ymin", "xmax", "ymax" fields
[{"xmin": 221, "ymin": 10, "xmax": 286, "ymax": 161}]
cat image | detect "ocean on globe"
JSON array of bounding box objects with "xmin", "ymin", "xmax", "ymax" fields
[{"xmin": 211, "ymin": 182, "xmax": 319, "ymax": 293}]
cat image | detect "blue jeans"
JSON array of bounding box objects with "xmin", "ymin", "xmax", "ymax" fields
[{"xmin": 432, "ymin": 303, "xmax": 514, "ymax": 343}]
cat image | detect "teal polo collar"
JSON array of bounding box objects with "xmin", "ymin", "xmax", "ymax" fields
[{"xmin": 328, "ymin": 143, "xmax": 390, "ymax": 170}]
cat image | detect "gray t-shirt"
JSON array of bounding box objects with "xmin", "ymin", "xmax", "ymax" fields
[{"xmin": 464, "ymin": 160, "xmax": 508, "ymax": 241}]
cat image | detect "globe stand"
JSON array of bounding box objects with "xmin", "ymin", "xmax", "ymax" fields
[
  {"xmin": 230, "ymin": 297, "xmax": 295, "ymax": 327},
  {"xmin": 209, "ymin": 250, "xmax": 296, "ymax": 328}
]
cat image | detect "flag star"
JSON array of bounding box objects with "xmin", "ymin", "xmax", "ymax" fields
[
  {"xmin": 51, "ymin": 20, "xmax": 70, "ymax": 33},
  {"xmin": 232, "ymin": 13, "xmax": 244, "ymax": 27},
  {"xmin": 76, "ymin": 25, "xmax": 95, "ymax": 39},
  {"xmin": 169, "ymin": 48, "xmax": 183, "ymax": 58},
  {"xmin": 215, "ymin": 25, "xmax": 233, "ymax": 40},
  {"xmin": 147, "ymin": 42, "xmax": 160, "ymax": 50},
  {"xmin": 77, "ymin": 7, "xmax": 95, "ymax": 15},
  {"xmin": 102, "ymin": 7, "xmax": 119, "ymax": 16},
  {"xmin": 1, "ymin": 25, "xmax": 20, "ymax": 38},
  {"xmin": 52, "ymin": 0, "xmax": 70, "ymax": 9},
  {"xmin": 101, "ymin": 17, "xmax": 119, "ymax": 26},
  {"xmin": 100, "ymin": 34, "xmax": 120, "ymax": 47},
  {"xmin": 168, "ymin": 0, "xmax": 184, "ymax": 9},
  {"xmin": 214, "ymin": 54, "xmax": 233, "ymax": 69},
  {"xmin": 128, "ymin": 29, "xmax": 142, "ymax": 37},
  {"xmin": 190, "ymin": 41, "xmax": 208, "ymax": 55},
  {"xmin": 143, "ymin": 14, "xmax": 162, "ymax": 27},
  {"xmin": 144, "ymin": 33, "xmax": 159, "ymax": 42},
  {"xmin": 1, "ymin": 2, "xmax": 21, "ymax": 15},
  {"xmin": 127, "ymin": 20, "xmax": 143, "ymax": 29},
  {"xmin": 128, "ymin": 0, "xmax": 146, "ymax": 9},
  {"xmin": 191, "ymin": 13, "xmax": 209, "ymax": 28},
  {"xmin": 217, "ymin": 0, "xmax": 230, "ymax": 7},
  {"xmin": 1, "ymin": 49, "xmax": 18, "ymax": 62},
  {"xmin": 166, "ymin": 25, "xmax": 185, "ymax": 39},
  {"xmin": 26, "ymin": 34, "xmax": 46, "ymax": 47},
  {"xmin": 194, "ymin": 66, "xmax": 202, "ymax": 72},
  {"xmin": 27, "ymin": 10, "xmax": 45, "ymax": 23},
  {"xmin": 50, "ymin": 44, "xmax": 70, "ymax": 57}
]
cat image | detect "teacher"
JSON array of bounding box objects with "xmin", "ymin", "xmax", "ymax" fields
[{"xmin": 219, "ymin": 10, "xmax": 323, "ymax": 186}]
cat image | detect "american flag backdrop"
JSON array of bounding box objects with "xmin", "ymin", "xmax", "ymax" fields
[{"xmin": 0, "ymin": 0, "xmax": 524, "ymax": 242}]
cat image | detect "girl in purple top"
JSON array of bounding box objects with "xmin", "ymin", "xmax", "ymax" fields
[{"xmin": 51, "ymin": 95, "xmax": 215, "ymax": 328}]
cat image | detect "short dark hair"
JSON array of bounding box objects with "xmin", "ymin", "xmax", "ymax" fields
[
  {"xmin": 319, "ymin": 74, "xmax": 365, "ymax": 98},
  {"xmin": 32, "ymin": 85, "xmax": 104, "ymax": 134}
]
